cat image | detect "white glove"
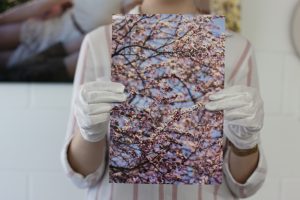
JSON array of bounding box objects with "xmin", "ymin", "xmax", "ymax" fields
[
  {"xmin": 74, "ymin": 79, "xmax": 127, "ymax": 142},
  {"xmin": 205, "ymin": 85, "xmax": 264, "ymax": 150}
]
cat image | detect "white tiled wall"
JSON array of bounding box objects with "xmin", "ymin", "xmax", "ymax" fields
[
  {"xmin": 0, "ymin": 84, "xmax": 85, "ymax": 200},
  {"xmin": 242, "ymin": 0, "xmax": 300, "ymax": 199},
  {"xmin": 0, "ymin": 0, "xmax": 300, "ymax": 199}
]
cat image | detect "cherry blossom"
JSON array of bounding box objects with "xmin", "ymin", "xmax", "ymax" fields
[{"xmin": 109, "ymin": 14, "xmax": 225, "ymax": 185}]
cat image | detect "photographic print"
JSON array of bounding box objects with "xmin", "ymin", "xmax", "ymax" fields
[
  {"xmin": 110, "ymin": 14, "xmax": 225, "ymax": 185},
  {"xmin": 211, "ymin": 0, "xmax": 241, "ymax": 32}
]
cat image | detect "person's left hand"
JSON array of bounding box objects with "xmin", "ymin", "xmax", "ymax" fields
[{"xmin": 205, "ymin": 85, "xmax": 264, "ymax": 150}]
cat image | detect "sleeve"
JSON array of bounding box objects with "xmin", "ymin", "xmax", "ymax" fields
[
  {"xmin": 223, "ymin": 41, "xmax": 267, "ymax": 198},
  {"xmin": 60, "ymin": 33, "xmax": 107, "ymax": 189},
  {"xmin": 223, "ymin": 143, "xmax": 267, "ymax": 198}
]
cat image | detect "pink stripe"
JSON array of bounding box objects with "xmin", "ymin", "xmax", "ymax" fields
[
  {"xmin": 79, "ymin": 43, "xmax": 89, "ymax": 84},
  {"xmin": 213, "ymin": 185, "xmax": 220, "ymax": 200},
  {"xmin": 105, "ymin": 25, "xmax": 112, "ymax": 80},
  {"xmin": 172, "ymin": 185, "xmax": 178, "ymax": 200},
  {"xmin": 71, "ymin": 116, "xmax": 76, "ymax": 133},
  {"xmin": 110, "ymin": 183, "xmax": 114, "ymax": 200},
  {"xmin": 159, "ymin": 185, "xmax": 164, "ymax": 200},
  {"xmin": 239, "ymin": 187, "xmax": 246, "ymax": 198},
  {"xmin": 247, "ymin": 55, "xmax": 253, "ymax": 86},
  {"xmin": 105, "ymin": 26, "xmax": 112, "ymax": 55},
  {"xmin": 133, "ymin": 184, "xmax": 139, "ymax": 200},
  {"xmin": 229, "ymin": 41, "xmax": 251, "ymax": 82},
  {"xmin": 198, "ymin": 185, "xmax": 202, "ymax": 200}
]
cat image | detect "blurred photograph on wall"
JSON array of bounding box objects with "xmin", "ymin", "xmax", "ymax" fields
[
  {"xmin": 109, "ymin": 14, "xmax": 226, "ymax": 185},
  {"xmin": 0, "ymin": 0, "xmax": 76, "ymax": 83}
]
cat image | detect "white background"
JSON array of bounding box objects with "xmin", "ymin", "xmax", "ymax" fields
[{"xmin": 0, "ymin": 0, "xmax": 300, "ymax": 199}]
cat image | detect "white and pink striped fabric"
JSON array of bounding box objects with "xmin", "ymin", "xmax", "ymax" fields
[{"xmin": 61, "ymin": 6, "xmax": 267, "ymax": 200}]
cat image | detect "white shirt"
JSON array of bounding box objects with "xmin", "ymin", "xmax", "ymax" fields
[{"xmin": 61, "ymin": 6, "xmax": 267, "ymax": 200}]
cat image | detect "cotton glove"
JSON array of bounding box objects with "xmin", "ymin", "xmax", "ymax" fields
[
  {"xmin": 74, "ymin": 79, "xmax": 127, "ymax": 142},
  {"xmin": 205, "ymin": 85, "xmax": 264, "ymax": 150}
]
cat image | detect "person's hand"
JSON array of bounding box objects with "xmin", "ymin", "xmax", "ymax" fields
[
  {"xmin": 74, "ymin": 79, "xmax": 127, "ymax": 142},
  {"xmin": 205, "ymin": 85, "xmax": 264, "ymax": 150}
]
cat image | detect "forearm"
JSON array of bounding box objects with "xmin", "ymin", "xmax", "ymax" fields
[
  {"xmin": 0, "ymin": 0, "xmax": 61, "ymax": 24},
  {"xmin": 228, "ymin": 147, "xmax": 259, "ymax": 184},
  {"xmin": 67, "ymin": 129, "xmax": 106, "ymax": 177}
]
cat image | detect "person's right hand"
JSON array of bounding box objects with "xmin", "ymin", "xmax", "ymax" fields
[{"xmin": 74, "ymin": 79, "xmax": 127, "ymax": 142}]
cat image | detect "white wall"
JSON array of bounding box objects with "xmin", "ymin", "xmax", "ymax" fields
[
  {"xmin": 242, "ymin": 0, "xmax": 300, "ymax": 199},
  {"xmin": 0, "ymin": 84, "xmax": 85, "ymax": 200},
  {"xmin": 0, "ymin": 0, "xmax": 300, "ymax": 199}
]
